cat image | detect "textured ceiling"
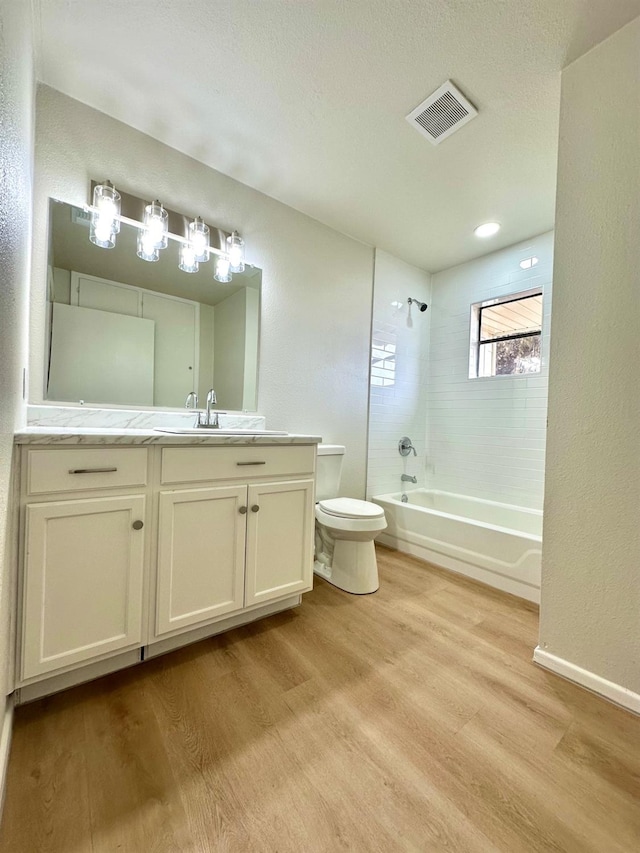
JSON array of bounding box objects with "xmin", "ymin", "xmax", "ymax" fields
[{"xmin": 34, "ymin": 1, "xmax": 640, "ymax": 272}]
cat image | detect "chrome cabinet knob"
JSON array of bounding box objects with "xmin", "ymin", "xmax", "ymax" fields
[
  {"xmin": 251, "ymin": 505, "xmax": 260, "ymax": 512},
  {"xmin": 239, "ymin": 506, "xmax": 248, "ymax": 514},
  {"xmin": 132, "ymin": 520, "xmax": 144, "ymax": 530}
]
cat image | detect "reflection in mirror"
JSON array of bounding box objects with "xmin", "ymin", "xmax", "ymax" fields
[{"xmin": 45, "ymin": 199, "xmax": 261, "ymax": 411}]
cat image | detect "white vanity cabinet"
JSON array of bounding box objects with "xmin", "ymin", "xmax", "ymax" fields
[
  {"xmin": 16, "ymin": 439, "xmax": 317, "ymax": 696},
  {"xmin": 155, "ymin": 485, "xmax": 247, "ymax": 635},
  {"xmin": 152, "ymin": 445, "xmax": 315, "ymax": 640},
  {"xmin": 20, "ymin": 448, "xmax": 149, "ymax": 681}
]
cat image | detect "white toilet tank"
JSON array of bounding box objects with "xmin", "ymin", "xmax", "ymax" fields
[{"xmin": 316, "ymin": 445, "xmax": 345, "ymax": 501}]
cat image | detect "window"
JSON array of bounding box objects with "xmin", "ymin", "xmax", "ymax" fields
[
  {"xmin": 470, "ymin": 290, "xmax": 543, "ymax": 378},
  {"xmin": 370, "ymin": 326, "xmax": 396, "ymax": 387}
]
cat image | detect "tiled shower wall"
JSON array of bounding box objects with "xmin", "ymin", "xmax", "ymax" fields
[
  {"xmin": 427, "ymin": 231, "xmax": 554, "ymax": 509},
  {"xmin": 366, "ymin": 249, "xmax": 431, "ymax": 498}
]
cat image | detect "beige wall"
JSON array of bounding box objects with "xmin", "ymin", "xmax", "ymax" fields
[
  {"xmin": 32, "ymin": 86, "xmax": 374, "ymax": 496},
  {"xmin": 539, "ymin": 18, "xmax": 640, "ymax": 693},
  {"xmin": 0, "ymin": 0, "xmax": 34, "ymax": 708}
]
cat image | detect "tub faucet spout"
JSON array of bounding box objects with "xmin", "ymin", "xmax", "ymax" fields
[{"xmin": 401, "ymin": 474, "xmax": 417, "ymax": 484}]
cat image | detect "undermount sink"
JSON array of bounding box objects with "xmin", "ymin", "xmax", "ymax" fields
[{"xmin": 154, "ymin": 428, "xmax": 289, "ymax": 436}]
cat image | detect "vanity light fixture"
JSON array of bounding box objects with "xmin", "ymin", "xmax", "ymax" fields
[
  {"xmin": 519, "ymin": 256, "xmax": 539, "ymax": 270},
  {"xmin": 227, "ymin": 230, "xmax": 245, "ymax": 273},
  {"xmin": 86, "ymin": 180, "xmax": 246, "ymax": 280},
  {"xmin": 136, "ymin": 228, "xmax": 160, "ymax": 262},
  {"xmin": 474, "ymin": 221, "xmax": 501, "ymax": 238},
  {"xmin": 178, "ymin": 242, "xmax": 199, "ymax": 273},
  {"xmin": 188, "ymin": 217, "xmax": 210, "ymax": 262},
  {"xmin": 214, "ymin": 255, "xmax": 232, "ymax": 283},
  {"xmin": 89, "ymin": 181, "xmax": 121, "ymax": 249},
  {"xmin": 143, "ymin": 200, "xmax": 169, "ymax": 250}
]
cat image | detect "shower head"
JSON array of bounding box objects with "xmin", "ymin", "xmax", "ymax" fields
[{"xmin": 408, "ymin": 297, "xmax": 428, "ymax": 312}]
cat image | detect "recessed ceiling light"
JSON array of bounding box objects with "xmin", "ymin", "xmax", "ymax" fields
[
  {"xmin": 474, "ymin": 222, "xmax": 501, "ymax": 238},
  {"xmin": 519, "ymin": 256, "xmax": 539, "ymax": 270}
]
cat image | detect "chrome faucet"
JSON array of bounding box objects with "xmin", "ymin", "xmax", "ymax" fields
[
  {"xmin": 185, "ymin": 391, "xmax": 198, "ymax": 410},
  {"xmin": 401, "ymin": 474, "xmax": 417, "ymax": 484},
  {"xmin": 197, "ymin": 389, "xmax": 219, "ymax": 428}
]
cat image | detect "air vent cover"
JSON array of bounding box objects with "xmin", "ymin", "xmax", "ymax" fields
[{"xmin": 406, "ymin": 80, "xmax": 478, "ymax": 146}]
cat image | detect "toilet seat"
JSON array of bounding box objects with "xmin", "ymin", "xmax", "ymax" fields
[{"xmin": 317, "ymin": 497, "xmax": 385, "ymax": 520}]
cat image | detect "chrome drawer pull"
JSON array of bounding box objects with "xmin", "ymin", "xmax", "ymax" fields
[
  {"xmin": 69, "ymin": 467, "xmax": 118, "ymax": 474},
  {"xmin": 236, "ymin": 461, "xmax": 266, "ymax": 466}
]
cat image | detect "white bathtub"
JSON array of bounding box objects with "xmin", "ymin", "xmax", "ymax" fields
[{"xmin": 373, "ymin": 489, "xmax": 542, "ymax": 602}]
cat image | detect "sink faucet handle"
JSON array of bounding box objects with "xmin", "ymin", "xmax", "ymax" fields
[{"xmin": 185, "ymin": 391, "xmax": 198, "ymax": 409}]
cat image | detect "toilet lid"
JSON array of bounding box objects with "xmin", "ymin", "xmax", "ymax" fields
[{"xmin": 318, "ymin": 497, "xmax": 385, "ymax": 519}]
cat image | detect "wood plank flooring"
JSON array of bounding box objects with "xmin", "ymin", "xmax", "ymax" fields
[{"xmin": 1, "ymin": 547, "xmax": 639, "ymax": 852}]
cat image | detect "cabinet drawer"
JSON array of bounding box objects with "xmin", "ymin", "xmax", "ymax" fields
[
  {"xmin": 161, "ymin": 445, "xmax": 316, "ymax": 484},
  {"xmin": 27, "ymin": 448, "xmax": 149, "ymax": 495}
]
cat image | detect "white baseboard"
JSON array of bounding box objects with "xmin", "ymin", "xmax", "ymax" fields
[
  {"xmin": 533, "ymin": 647, "xmax": 640, "ymax": 715},
  {"xmin": 0, "ymin": 695, "xmax": 14, "ymax": 817}
]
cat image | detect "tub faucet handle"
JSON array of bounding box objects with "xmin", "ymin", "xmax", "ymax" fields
[{"xmin": 398, "ymin": 437, "xmax": 417, "ymax": 457}]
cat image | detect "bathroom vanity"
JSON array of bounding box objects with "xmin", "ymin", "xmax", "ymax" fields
[{"xmin": 12, "ymin": 430, "xmax": 320, "ymax": 702}]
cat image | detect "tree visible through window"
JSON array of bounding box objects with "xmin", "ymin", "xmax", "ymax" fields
[{"xmin": 472, "ymin": 291, "xmax": 543, "ymax": 378}]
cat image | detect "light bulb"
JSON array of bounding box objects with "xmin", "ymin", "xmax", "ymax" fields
[
  {"xmin": 89, "ymin": 181, "xmax": 120, "ymax": 249},
  {"xmin": 226, "ymin": 230, "xmax": 245, "ymax": 273},
  {"xmin": 188, "ymin": 217, "xmax": 210, "ymax": 262},
  {"xmin": 214, "ymin": 255, "xmax": 232, "ymax": 283},
  {"xmin": 474, "ymin": 221, "xmax": 501, "ymax": 238},
  {"xmin": 179, "ymin": 242, "xmax": 199, "ymax": 273},
  {"xmin": 143, "ymin": 200, "xmax": 168, "ymax": 249},
  {"xmin": 136, "ymin": 228, "xmax": 159, "ymax": 262}
]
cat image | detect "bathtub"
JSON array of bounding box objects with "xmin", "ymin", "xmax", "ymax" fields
[{"xmin": 372, "ymin": 489, "xmax": 542, "ymax": 603}]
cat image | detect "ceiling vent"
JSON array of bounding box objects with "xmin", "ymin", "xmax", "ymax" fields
[{"xmin": 406, "ymin": 80, "xmax": 478, "ymax": 146}]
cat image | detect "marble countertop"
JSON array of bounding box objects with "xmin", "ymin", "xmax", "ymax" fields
[{"xmin": 14, "ymin": 427, "xmax": 323, "ymax": 446}]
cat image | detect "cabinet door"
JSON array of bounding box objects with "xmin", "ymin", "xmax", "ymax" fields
[
  {"xmin": 245, "ymin": 479, "xmax": 315, "ymax": 607},
  {"xmin": 22, "ymin": 495, "xmax": 146, "ymax": 680},
  {"xmin": 156, "ymin": 486, "xmax": 246, "ymax": 637}
]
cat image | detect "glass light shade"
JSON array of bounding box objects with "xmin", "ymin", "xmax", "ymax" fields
[
  {"xmin": 188, "ymin": 217, "xmax": 210, "ymax": 262},
  {"xmin": 143, "ymin": 200, "xmax": 169, "ymax": 249},
  {"xmin": 136, "ymin": 228, "xmax": 160, "ymax": 262},
  {"xmin": 226, "ymin": 230, "xmax": 245, "ymax": 273},
  {"xmin": 89, "ymin": 216, "xmax": 117, "ymax": 249},
  {"xmin": 179, "ymin": 242, "xmax": 199, "ymax": 273},
  {"xmin": 89, "ymin": 181, "xmax": 121, "ymax": 249},
  {"xmin": 214, "ymin": 255, "xmax": 232, "ymax": 283}
]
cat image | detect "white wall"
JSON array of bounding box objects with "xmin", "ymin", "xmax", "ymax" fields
[
  {"xmin": 243, "ymin": 288, "xmax": 259, "ymax": 411},
  {"xmin": 0, "ymin": 0, "xmax": 34, "ymax": 733},
  {"xmin": 367, "ymin": 250, "xmax": 431, "ymax": 498},
  {"xmin": 427, "ymin": 232, "xmax": 553, "ymax": 510},
  {"xmin": 214, "ymin": 288, "xmax": 248, "ymax": 411},
  {"xmin": 32, "ymin": 86, "xmax": 374, "ymax": 496},
  {"xmin": 539, "ymin": 18, "xmax": 640, "ymax": 697}
]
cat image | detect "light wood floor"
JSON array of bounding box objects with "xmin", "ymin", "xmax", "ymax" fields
[{"xmin": 1, "ymin": 547, "xmax": 639, "ymax": 852}]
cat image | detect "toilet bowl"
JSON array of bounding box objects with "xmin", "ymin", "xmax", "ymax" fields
[{"xmin": 314, "ymin": 447, "xmax": 387, "ymax": 594}]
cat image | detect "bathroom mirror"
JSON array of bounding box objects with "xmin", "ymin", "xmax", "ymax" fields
[{"xmin": 44, "ymin": 198, "xmax": 261, "ymax": 411}]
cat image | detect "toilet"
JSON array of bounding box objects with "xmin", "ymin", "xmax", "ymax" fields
[{"xmin": 314, "ymin": 445, "xmax": 387, "ymax": 594}]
